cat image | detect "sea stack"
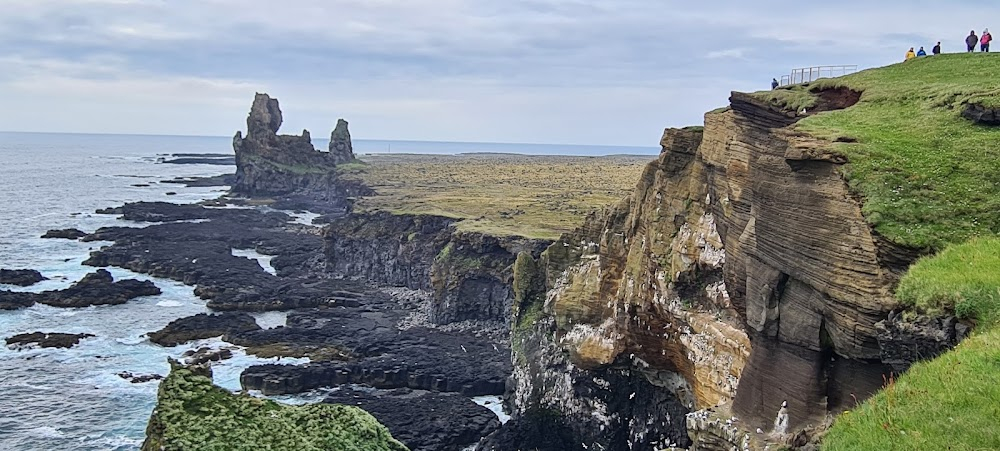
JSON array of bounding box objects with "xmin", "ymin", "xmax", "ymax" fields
[
  {"xmin": 329, "ymin": 118, "xmax": 355, "ymax": 164},
  {"xmin": 231, "ymin": 93, "xmax": 344, "ymax": 196}
]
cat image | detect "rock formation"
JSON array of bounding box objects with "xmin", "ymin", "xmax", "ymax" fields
[
  {"xmin": 141, "ymin": 360, "xmax": 408, "ymax": 451},
  {"xmin": 0, "ymin": 269, "xmax": 160, "ymax": 309},
  {"xmin": 497, "ymin": 87, "xmax": 952, "ymax": 448},
  {"xmin": 329, "ymin": 118, "xmax": 356, "ymax": 164},
  {"xmin": 5, "ymin": 332, "xmax": 95, "ymax": 349},
  {"xmin": 0, "ymin": 269, "xmax": 46, "ymax": 286},
  {"xmin": 148, "ymin": 312, "xmax": 262, "ymax": 346},
  {"xmin": 230, "ymin": 93, "xmax": 362, "ymax": 201}
]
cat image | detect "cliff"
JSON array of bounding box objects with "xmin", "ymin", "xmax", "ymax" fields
[
  {"xmin": 141, "ymin": 360, "xmax": 407, "ymax": 451},
  {"xmin": 500, "ymin": 55, "xmax": 1000, "ymax": 450},
  {"xmin": 231, "ymin": 93, "xmax": 366, "ymax": 203},
  {"xmin": 322, "ymin": 211, "xmax": 549, "ymax": 325}
]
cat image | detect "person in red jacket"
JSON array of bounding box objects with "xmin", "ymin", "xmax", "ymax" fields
[{"xmin": 981, "ymin": 29, "xmax": 993, "ymax": 52}]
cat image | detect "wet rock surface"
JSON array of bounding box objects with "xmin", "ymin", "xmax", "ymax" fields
[
  {"xmin": 6, "ymin": 332, "xmax": 95, "ymax": 349},
  {"xmin": 476, "ymin": 409, "xmax": 584, "ymax": 451},
  {"xmin": 148, "ymin": 312, "xmax": 262, "ymax": 346},
  {"xmin": 0, "ymin": 269, "xmax": 47, "ymax": 286},
  {"xmin": 117, "ymin": 372, "xmax": 164, "ymax": 383},
  {"xmin": 181, "ymin": 346, "xmax": 235, "ymax": 365},
  {"xmin": 81, "ymin": 199, "xmax": 516, "ymax": 450},
  {"xmin": 84, "ymin": 202, "xmax": 372, "ymax": 311},
  {"xmin": 324, "ymin": 387, "xmax": 500, "ymax": 451},
  {"xmin": 0, "ymin": 269, "xmax": 160, "ymax": 309},
  {"xmin": 238, "ymin": 307, "xmax": 510, "ymax": 396},
  {"xmin": 41, "ymin": 228, "xmax": 88, "ymax": 240}
]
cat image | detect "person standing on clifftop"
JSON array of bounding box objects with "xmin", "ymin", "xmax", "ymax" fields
[
  {"xmin": 981, "ymin": 29, "xmax": 992, "ymax": 52},
  {"xmin": 933, "ymin": 42, "xmax": 942, "ymax": 55},
  {"xmin": 917, "ymin": 47, "xmax": 927, "ymax": 56},
  {"xmin": 905, "ymin": 47, "xmax": 916, "ymax": 60},
  {"xmin": 967, "ymin": 30, "xmax": 979, "ymax": 52},
  {"xmin": 771, "ymin": 78, "xmax": 779, "ymax": 90}
]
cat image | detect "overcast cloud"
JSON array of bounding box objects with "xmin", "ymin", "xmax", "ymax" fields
[{"xmin": 1, "ymin": 0, "xmax": 997, "ymax": 145}]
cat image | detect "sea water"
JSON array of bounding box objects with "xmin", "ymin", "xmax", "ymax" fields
[{"xmin": 0, "ymin": 131, "xmax": 655, "ymax": 450}]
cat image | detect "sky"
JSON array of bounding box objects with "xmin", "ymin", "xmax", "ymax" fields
[{"xmin": 1, "ymin": 0, "xmax": 997, "ymax": 146}]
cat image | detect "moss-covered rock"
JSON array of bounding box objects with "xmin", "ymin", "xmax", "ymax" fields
[{"xmin": 141, "ymin": 360, "xmax": 408, "ymax": 451}]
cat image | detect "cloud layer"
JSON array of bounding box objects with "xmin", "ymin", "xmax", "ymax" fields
[{"xmin": 2, "ymin": 0, "xmax": 997, "ymax": 145}]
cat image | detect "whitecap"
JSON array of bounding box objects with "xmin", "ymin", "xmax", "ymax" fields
[
  {"xmin": 29, "ymin": 426, "xmax": 64, "ymax": 438},
  {"xmin": 156, "ymin": 300, "xmax": 184, "ymax": 307}
]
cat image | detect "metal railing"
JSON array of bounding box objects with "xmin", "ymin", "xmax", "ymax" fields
[{"xmin": 779, "ymin": 65, "xmax": 858, "ymax": 86}]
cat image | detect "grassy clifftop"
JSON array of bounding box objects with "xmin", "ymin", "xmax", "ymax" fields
[
  {"xmin": 763, "ymin": 54, "xmax": 1000, "ymax": 251},
  {"xmin": 142, "ymin": 364, "xmax": 407, "ymax": 451},
  {"xmin": 339, "ymin": 154, "xmax": 650, "ymax": 240},
  {"xmin": 761, "ymin": 55, "xmax": 1000, "ymax": 449}
]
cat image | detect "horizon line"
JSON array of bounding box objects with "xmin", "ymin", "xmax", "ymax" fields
[{"xmin": 0, "ymin": 130, "xmax": 660, "ymax": 150}]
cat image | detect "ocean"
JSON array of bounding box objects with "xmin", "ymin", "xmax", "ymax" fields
[{"xmin": 0, "ymin": 131, "xmax": 656, "ymax": 450}]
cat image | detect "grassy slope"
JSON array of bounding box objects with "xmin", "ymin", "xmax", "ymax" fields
[
  {"xmin": 770, "ymin": 55, "xmax": 1000, "ymax": 449},
  {"xmin": 144, "ymin": 366, "xmax": 408, "ymax": 451},
  {"xmin": 341, "ymin": 154, "xmax": 649, "ymax": 240},
  {"xmin": 791, "ymin": 54, "xmax": 1000, "ymax": 250}
]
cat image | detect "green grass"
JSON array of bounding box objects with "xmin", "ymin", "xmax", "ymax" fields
[
  {"xmin": 823, "ymin": 326, "xmax": 1000, "ymax": 450},
  {"xmin": 143, "ymin": 365, "xmax": 407, "ymax": 451},
  {"xmin": 896, "ymin": 237, "xmax": 1000, "ymax": 323},
  {"xmin": 784, "ymin": 54, "xmax": 1000, "ymax": 250}
]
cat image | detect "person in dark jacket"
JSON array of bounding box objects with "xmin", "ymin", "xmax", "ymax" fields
[
  {"xmin": 917, "ymin": 46, "xmax": 927, "ymax": 56},
  {"xmin": 771, "ymin": 78, "xmax": 779, "ymax": 90},
  {"xmin": 967, "ymin": 30, "xmax": 979, "ymax": 52},
  {"xmin": 932, "ymin": 42, "xmax": 942, "ymax": 55}
]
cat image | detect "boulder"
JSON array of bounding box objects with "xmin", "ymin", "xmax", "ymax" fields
[
  {"xmin": 0, "ymin": 269, "xmax": 46, "ymax": 286},
  {"xmin": 34, "ymin": 269, "xmax": 161, "ymax": 308},
  {"xmin": 41, "ymin": 228, "xmax": 88, "ymax": 240},
  {"xmin": 6, "ymin": 332, "xmax": 95, "ymax": 349},
  {"xmin": 148, "ymin": 312, "xmax": 262, "ymax": 346}
]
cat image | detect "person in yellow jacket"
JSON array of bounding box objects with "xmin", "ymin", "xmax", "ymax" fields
[{"xmin": 905, "ymin": 47, "xmax": 916, "ymax": 60}]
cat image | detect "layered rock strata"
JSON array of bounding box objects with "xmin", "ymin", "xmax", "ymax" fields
[{"xmin": 502, "ymin": 87, "xmax": 943, "ymax": 448}]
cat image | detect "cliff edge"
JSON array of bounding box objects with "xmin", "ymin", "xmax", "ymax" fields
[{"xmin": 498, "ymin": 54, "xmax": 999, "ymax": 450}]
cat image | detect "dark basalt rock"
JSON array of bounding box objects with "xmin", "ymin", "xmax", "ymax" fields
[
  {"xmin": 148, "ymin": 312, "xmax": 261, "ymax": 346},
  {"xmin": 161, "ymin": 174, "xmax": 236, "ymax": 187},
  {"xmin": 230, "ymin": 93, "xmax": 354, "ymax": 198},
  {"xmin": 6, "ymin": 332, "xmax": 95, "ymax": 349},
  {"xmin": 962, "ymin": 102, "xmax": 1000, "ymax": 126},
  {"xmin": 117, "ymin": 372, "xmax": 164, "ymax": 383},
  {"xmin": 40, "ymin": 228, "xmax": 88, "ymax": 240},
  {"xmin": 238, "ymin": 308, "xmax": 510, "ymax": 396},
  {"xmin": 324, "ymin": 387, "xmax": 500, "ymax": 451},
  {"xmin": 84, "ymin": 202, "xmax": 370, "ymax": 311},
  {"xmin": 875, "ymin": 311, "xmax": 971, "ymax": 373},
  {"xmin": 38, "ymin": 269, "xmax": 160, "ymax": 308},
  {"xmin": 0, "ymin": 269, "xmax": 47, "ymax": 286},
  {"xmin": 0, "ymin": 291, "xmax": 37, "ymax": 310},
  {"xmin": 328, "ymin": 118, "xmax": 356, "ymax": 165},
  {"xmin": 2, "ymin": 270, "xmax": 159, "ymax": 310},
  {"xmin": 181, "ymin": 346, "xmax": 235, "ymax": 365},
  {"xmin": 476, "ymin": 410, "xmax": 584, "ymax": 451}
]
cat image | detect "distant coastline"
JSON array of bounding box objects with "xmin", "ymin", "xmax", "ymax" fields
[{"xmin": 0, "ymin": 131, "xmax": 659, "ymax": 156}]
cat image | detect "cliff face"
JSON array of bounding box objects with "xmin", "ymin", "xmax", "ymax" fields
[
  {"xmin": 231, "ymin": 93, "xmax": 362, "ymax": 201},
  {"xmin": 322, "ymin": 212, "xmax": 549, "ymax": 326},
  {"xmin": 504, "ymin": 88, "xmax": 931, "ymax": 448}
]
